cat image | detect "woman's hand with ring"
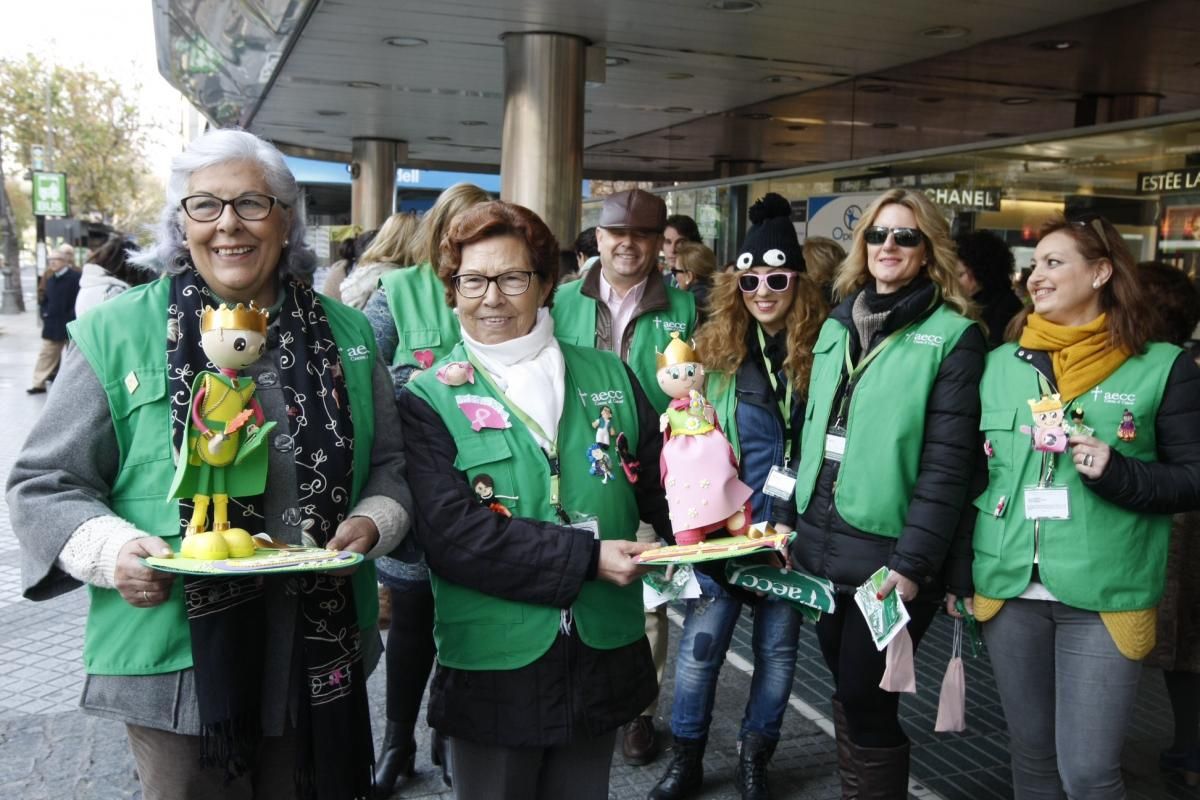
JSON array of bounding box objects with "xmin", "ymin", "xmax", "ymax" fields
[
  {"xmin": 597, "ymin": 540, "xmax": 655, "ymax": 586},
  {"xmin": 115, "ymin": 537, "xmax": 175, "ymax": 607},
  {"xmin": 1068, "ymin": 434, "xmax": 1110, "ymax": 479}
]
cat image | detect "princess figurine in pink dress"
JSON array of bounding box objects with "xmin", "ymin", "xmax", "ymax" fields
[{"xmin": 656, "ymin": 332, "xmax": 753, "ymax": 545}]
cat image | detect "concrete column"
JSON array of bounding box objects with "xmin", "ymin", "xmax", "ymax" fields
[
  {"xmin": 500, "ymin": 32, "xmax": 586, "ymax": 249},
  {"xmin": 351, "ymin": 138, "xmax": 405, "ymax": 230}
]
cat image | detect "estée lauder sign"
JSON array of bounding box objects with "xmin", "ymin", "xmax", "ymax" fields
[{"xmin": 1137, "ymin": 167, "xmax": 1200, "ymax": 195}]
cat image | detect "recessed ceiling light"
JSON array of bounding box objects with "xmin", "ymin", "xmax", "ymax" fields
[
  {"xmin": 773, "ymin": 142, "xmax": 797, "ymax": 148},
  {"xmin": 917, "ymin": 96, "xmax": 944, "ymax": 104},
  {"xmin": 346, "ymin": 80, "xmax": 381, "ymax": 89},
  {"xmin": 605, "ymin": 56, "xmax": 629, "ymax": 67},
  {"xmin": 459, "ymin": 120, "xmax": 487, "ymax": 126},
  {"xmin": 872, "ymin": 122, "xmax": 898, "ymax": 129},
  {"xmin": 740, "ymin": 112, "xmax": 772, "ymax": 120},
  {"xmin": 1032, "ymin": 39, "xmax": 1078, "ymax": 51},
  {"xmin": 764, "ymin": 75, "xmax": 803, "ymax": 84},
  {"xmin": 709, "ymin": 0, "xmax": 760, "ymax": 11},
  {"xmin": 664, "ymin": 106, "xmax": 693, "ymax": 113},
  {"xmin": 665, "ymin": 72, "xmax": 694, "ymax": 80},
  {"xmin": 315, "ymin": 110, "xmax": 345, "ymax": 117},
  {"xmin": 427, "ymin": 135, "xmax": 451, "ymax": 141},
  {"xmin": 662, "ymin": 134, "xmax": 686, "ymax": 141},
  {"xmin": 608, "ymin": 148, "xmax": 630, "ymax": 154},
  {"xmin": 920, "ymin": 25, "xmax": 969, "ymax": 39},
  {"xmin": 787, "ymin": 124, "xmax": 807, "ymax": 131},
  {"xmin": 1001, "ymin": 96, "xmax": 1034, "ymax": 105},
  {"xmin": 383, "ymin": 36, "xmax": 428, "ymax": 47},
  {"xmin": 588, "ymin": 129, "xmax": 616, "ymax": 135},
  {"xmin": 858, "ymin": 84, "xmax": 891, "ymax": 94}
]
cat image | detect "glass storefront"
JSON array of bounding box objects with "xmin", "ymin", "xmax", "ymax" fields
[{"xmin": 645, "ymin": 115, "xmax": 1200, "ymax": 280}]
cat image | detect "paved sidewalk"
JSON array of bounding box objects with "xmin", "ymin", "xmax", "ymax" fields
[{"xmin": 0, "ymin": 266, "xmax": 1193, "ymax": 799}]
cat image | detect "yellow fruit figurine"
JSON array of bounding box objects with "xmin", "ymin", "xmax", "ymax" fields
[
  {"xmin": 222, "ymin": 528, "xmax": 257, "ymax": 558},
  {"xmin": 181, "ymin": 530, "xmax": 230, "ymax": 560}
]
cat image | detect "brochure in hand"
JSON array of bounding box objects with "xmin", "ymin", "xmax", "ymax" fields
[{"xmin": 853, "ymin": 566, "xmax": 911, "ymax": 651}]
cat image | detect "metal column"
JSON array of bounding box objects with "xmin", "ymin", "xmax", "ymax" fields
[
  {"xmin": 351, "ymin": 138, "xmax": 404, "ymax": 230},
  {"xmin": 500, "ymin": 32, "xmax": 586, "ymax": 251}
]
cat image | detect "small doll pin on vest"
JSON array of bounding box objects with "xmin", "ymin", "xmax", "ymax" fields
[
  {"xmin": 1022, "ymin": 393, "xmax": 1068, "ymax": 454},
  {"xmin": 1117, "ymin": 408, "xmax": 1137, "ymax": 441},
  {"xmin": 168, "ymin": 303, "xmax": 278, "ymax": 560},
  {"xmin": 656, "ymin": 332, "xmax": 753, "ymax": 545}
]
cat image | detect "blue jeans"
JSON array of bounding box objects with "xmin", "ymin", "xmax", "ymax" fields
[
  {"xmin": 669, "ymin": 572, "xmax": 802, "ymax": 742},
  {"xmin": 983, "ymin": 599, "xmax": 1143, "ymax": 800}
]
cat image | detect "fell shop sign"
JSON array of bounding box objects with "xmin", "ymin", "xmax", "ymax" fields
[{"xmin": 1137, "ymin": 167, "xmax": 1200, "ymax": 195}]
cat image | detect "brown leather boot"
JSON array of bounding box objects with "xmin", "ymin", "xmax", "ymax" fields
[
  {"xmin": 623, "ymin": 714, "xmax": 660, "ymax": 765},
  {"xmin": 853, "ymin": 739, "xmax": 909, "ymax": 800},
  {"xmin": 831, "ymin": 698, "xmax": 858, "ymax": 799}
]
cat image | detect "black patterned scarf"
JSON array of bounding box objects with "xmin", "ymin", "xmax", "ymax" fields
[{"xmin": 167, "ymin": 267, "xmax": 373, "ymax": 799}]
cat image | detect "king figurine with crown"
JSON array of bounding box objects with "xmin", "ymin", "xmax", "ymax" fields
[
  {"xmin": 168, "ymin": 302, "xmax": 278, "ymax": 559},
  {"xmin": 656, "ymin": 331, "xmax": 753, "ymax": 545}
]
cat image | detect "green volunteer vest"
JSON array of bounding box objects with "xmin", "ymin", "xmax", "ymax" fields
[
  {"xmin": 972, "ymin": 342, "xmax": 1178, "ymax": 611},
  {"xmin": 67, "ymin": 277, "xmax": 379, "ymax": 675},
  {"xmin": 552, "ymin": 279, "xmax": 697, "ymax": 410},
  {"xmin": 380, "ymin": 263, "xmax": 461, "ymax": 368},
  {"xmin": 795, "ymin": 304, "xmax": 975, "ymax": 537},
  {"xmin": 406, "ymin": 341, "xmax": 645, "ymax": 671}
]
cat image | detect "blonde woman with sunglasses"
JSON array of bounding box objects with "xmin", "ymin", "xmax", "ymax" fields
[{"xmin": 787, "ymin": 188, "xmax": 986, "ymax": 796}]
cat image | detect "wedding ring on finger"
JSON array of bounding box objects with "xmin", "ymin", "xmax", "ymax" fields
[
  {"xmin": 1084, "ymin": 454, "xmax": 1095, "ymax": 468},
  {"xmin": 142, "ymin": 590, "xmax": 150, "ymax": 602}
]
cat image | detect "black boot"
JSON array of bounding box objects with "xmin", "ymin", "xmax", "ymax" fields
[
  {"xmin": 374, "ymin": 722, "xmax": 416, "ymax": 796},
  {"xmin": 831, "ymin": 698, "xmax": 858, "ymax": 799},
  {"xmin": 647, "ymin": 737, "xmax": 705, "ymax": 800},
  {"xmin": 430, "ymin": 729, "xmax": 452, "ymax": 788},
  {"xmin": 734, "ymin": 732, "xmax": 776, "ymax": 800},
  {"xmin": 853, "ymin": 739, "xmax": 909, "ymax": 800}
]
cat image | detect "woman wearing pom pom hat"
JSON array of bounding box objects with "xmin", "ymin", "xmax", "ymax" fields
[{"xmin": 649, "ymin": 193, "xmax": 827, "ymax": 800}]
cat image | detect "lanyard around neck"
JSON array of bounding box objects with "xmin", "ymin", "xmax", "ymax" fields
[
  {"xmin": 463, "ymin": 349, "xmax": 570, "ymax": 523},
  {"xmin": 756, "ymin": 325, "xmax": 794, "ymax": 463}
]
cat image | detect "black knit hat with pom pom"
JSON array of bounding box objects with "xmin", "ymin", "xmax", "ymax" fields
[{"xmin": 735, "ymin": 193, "xmax": 806, "ymax": 272}]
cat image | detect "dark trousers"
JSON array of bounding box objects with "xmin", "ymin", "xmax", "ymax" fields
[
  {"xmin": 385, "ymin": 583, "xmax": 437, "ymax": 731},
  {"xmin": 126, "ymin": 723, "xmax": 298, "ymax": 800},
  {"xmin": 449, "ymin": 730, "xmax": 617, "ymax": 800},
  {"xmin": 815, "ymin": 594, "xmax": 939, "ymax": 747}
]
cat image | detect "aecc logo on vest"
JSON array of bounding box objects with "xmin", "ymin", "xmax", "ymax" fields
[
  {"xmin": 344, "ymin": 344, "xmax": 370, "ymax": 362},
  {"xmin": 653, "ymin": 317, "xmax": 688, "ymax": 333},
  {"xmin": 1090, "ymin": 387, "xmax": 1136, "ymax": 405},
  {"xmin": 580, "ymin": 389, "xmax": 626, "ymax": 406},
  {"xmin": 904, "ymin": 331, "xmax": 944, "ymax": 347}
]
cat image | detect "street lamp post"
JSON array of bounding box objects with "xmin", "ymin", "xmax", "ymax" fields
[{"xmin": 0, "ymin": 129, "xmax": 26, "ymax": 314}]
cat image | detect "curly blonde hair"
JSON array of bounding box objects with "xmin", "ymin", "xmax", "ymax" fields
[
  {"xmin": 693, "ymin": 270, "xmax": 827, "ymax": 391},
  {"xmin": 832, "ymin": 189, "xmax": 976, "ymax": 318}
]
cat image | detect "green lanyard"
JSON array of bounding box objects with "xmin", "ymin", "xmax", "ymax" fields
[
  {"xmin": 756, "ymin": 325, "xmax": 794, "ymax": 463},
  {"xmin": 833, "ymin": 325, "xmax": 908, "ymax": 427},
  {"xmin": 464, "ymin": 350, "xmax": 571, "ymax": 524}
]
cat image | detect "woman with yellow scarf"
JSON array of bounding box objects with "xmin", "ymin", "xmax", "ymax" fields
[{"xmin": 959, "ymin": 215, "xmax": 1200, "ymax": 798}]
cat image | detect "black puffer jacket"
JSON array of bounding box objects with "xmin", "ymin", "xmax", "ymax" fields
[{"xmin": 789, "ymin": 280, "xmax": 986, "ymax": 595}]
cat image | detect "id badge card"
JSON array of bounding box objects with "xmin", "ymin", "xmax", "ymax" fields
[
  {"xmin": 824, "ymin": 425, "xmax": 847, "ymax": 463},
  {"xmin": 763, "ymin": 465, "xmax": 797, "ymax": 500},
  {"xmin": 567, "ymin": 515, "xmax": 601, "ymax": 539},
  {"xmin": 1023, "ymin": 485, "xmax": 1070, "ymax": 520}
]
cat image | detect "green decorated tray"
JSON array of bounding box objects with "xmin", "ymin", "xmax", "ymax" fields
[
  {"xmin": 635, "ymin": 530, "xmax": 795, "ymax": 565},
  {"xmin": 143, "ymin": 547, "xmax": 363, "ymax": 576}
]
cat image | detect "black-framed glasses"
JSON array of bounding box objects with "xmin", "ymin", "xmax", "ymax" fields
[
  {"xmin": 669, "ymin": 267, "xmax": 690, "ymax": 276},
  {"xmin": 738, "ymin": 271, "xmax": 795, "ymax": 293},
  {"xmin": 1069, "ymin": 215, "xmax": 1112, "ymax": 258},
  {"xmin": 181, "ymin": 193, "xmax": 288, "ymax": 222},
  {"xmin": 452, "ymin": 270, "xmax": 537, "ymax": 298},
  {"xmin": 863, "ymin": 226, "xmax": 924, "ymax": 248}
]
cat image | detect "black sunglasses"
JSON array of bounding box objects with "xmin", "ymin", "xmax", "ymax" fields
[
  {"xmin": 863, "ymin": 226, "xmax": 924, "ymax": 248},
  {"xmin": 738, "ymin": 271, "xmax": 795, "ymax": 293},
  {"xmin": 1069, "ymin": 215, "xmax": 1112, "ymax": 258}
]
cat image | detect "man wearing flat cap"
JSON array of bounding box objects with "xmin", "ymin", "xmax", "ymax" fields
[
  {"xmin": 552, "ymin": 188, "xmax": 696, "ymax": 767},
  {"xmin": 29, "ymin": 243, "xmax": 80, "ymax": 394}
]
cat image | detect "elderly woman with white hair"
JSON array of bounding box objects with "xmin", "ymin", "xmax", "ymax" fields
[{"xmin": 7, "ymin": 129, "xmax": 412, "ymax": 800}]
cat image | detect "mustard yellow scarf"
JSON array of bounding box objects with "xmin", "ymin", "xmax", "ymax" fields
[{"xmin": 1018, "ymin": 313, "xmax": 1129, "ymax": 402}]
